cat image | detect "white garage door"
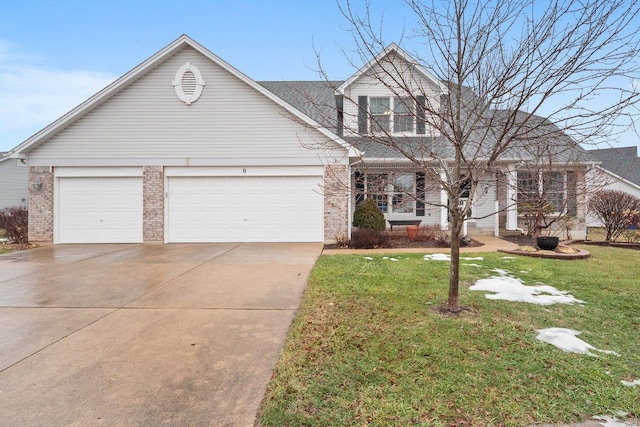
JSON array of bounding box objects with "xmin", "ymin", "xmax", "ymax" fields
[
  {"xmin": 58, "ymin": 177, "xmax": 143, "ymax": 243},
  {"xmin": 167, "ymin": 176, "xmax": 323, "ymax": 242}
]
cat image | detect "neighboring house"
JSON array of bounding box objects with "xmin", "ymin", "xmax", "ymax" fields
[
  {"xmin": 0, "ymin": 153, "xmax": 28, "ymax": 210},
  {"xmin": 11, "ymin": 35, "xmax": 596, "ymax": 244},
  {"xmin": 585, "ymin": 146, "xmax": 640, "ymax": 227}
]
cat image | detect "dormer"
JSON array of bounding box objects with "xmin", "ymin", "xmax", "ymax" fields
[{"xmin": 335, "ymin": 44, "xmax": 447, "ymax": 137}]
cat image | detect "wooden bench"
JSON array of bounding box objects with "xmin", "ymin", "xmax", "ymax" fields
[{"xmin": 387, "ymin": 219, "xmax": 422, "ymax": 230}]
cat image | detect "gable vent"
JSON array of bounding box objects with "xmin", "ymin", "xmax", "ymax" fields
[
  {"xmin": 172, "ymin": 62, "xmax": 205, "ymax": 105},
  {"xmin": 181, "ymin": 71, "xmax": 197, "ymax": 95}
]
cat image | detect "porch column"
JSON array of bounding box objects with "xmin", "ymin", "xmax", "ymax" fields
[
  {"xmin": 505, "ymin": 164, "xmax": 518, "ymax": 230},
  {"xmin": 440, "ymin": 169, "xmax": 448, "ymax": 230}
]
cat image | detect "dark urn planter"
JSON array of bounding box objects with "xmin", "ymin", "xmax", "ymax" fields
[{"xmin": 536, "ymin": 236, "xmax": 559, "ymax": 250}]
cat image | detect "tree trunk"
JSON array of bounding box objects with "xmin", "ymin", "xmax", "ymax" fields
[{"xmin": 448, "ymin": 209, "xmax": 461, "ymax": 310}]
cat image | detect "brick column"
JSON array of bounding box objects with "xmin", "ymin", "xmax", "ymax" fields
[
  {"xmin": 28, "ymin": 166, "xmax": 54, "ymax": 243},
  {"xmin": 323, "ymin": 163, "xmax": 350, "ymax": 242},
  {"xmin": 143, "ymin": 166, "xmax": 164, "ymax": 243}
]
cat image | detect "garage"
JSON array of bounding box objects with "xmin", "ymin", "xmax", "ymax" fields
[
  {"xmin": 56, "ymin": 168, "xmax": 143, "ymax": 244},
  {"xmin": 165, "ymin": 167, "xmax": 324, "ymax": 243}
]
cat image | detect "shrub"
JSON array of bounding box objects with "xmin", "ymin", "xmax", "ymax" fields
[
  {"xmin": 0, "ymin": 207, "xmax": 28, "ymax": 244},
  {"xmin": 352, "ymin": 198, "xmax": 386, "ymax": 231},
  {"xmin": 588, "ymin": 190, "xmax": 640, "ymax": 241},
  {"xmin": 350, "ymin": 228, "xmax": 389, "ymax": 249}
]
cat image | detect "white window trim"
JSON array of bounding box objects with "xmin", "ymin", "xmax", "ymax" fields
[{"xmin": 368, "ymin": 96, "xmax": 417, "ymax": 136}]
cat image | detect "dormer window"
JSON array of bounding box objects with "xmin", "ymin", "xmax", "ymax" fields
[{"xmin": 359, "ymin": 95, "xmax": 426, "ymax": 135}]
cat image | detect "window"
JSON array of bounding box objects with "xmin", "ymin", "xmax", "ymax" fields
[
  {"xmin": 365, "ymin": 173, "xmax": 389, "ymax": 213},
  {"xmin": 362, "ymin": 173, "xmax": 416, "ymax": 214},
  {"xmin": 369, "ymin": 97, "xmax": 414, "ymax": 134},
  {"xmin": 517, "ymin": 171, "xmax": 567, "ymax": 214},
  {"xmin": 393, "ymin": 97, "xmax": 413, "ymax": 132},
  {"xmin": 543, "ymin": 172, "xmax": 565, "ymax": 213},
  {"xmin": 370, "ymin": 97, "xmax": 391, "ymax": 133},
  {"xmin": 391, "ymin": 173, "xmax": 415, "ymax": 213}
]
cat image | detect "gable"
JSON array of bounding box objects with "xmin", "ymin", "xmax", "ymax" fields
[{"xmin": 25, "ymin": 43, "xmax": 348, "ymax": 165}]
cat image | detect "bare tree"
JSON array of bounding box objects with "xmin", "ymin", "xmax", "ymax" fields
[{"xmin": 304, "ymin": 0, "xmax": 640, "ymax": 312}]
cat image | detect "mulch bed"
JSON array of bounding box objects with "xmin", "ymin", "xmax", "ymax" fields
[
  {"xmin": 0, "ymin": 242, "xmax": 38, "ymax": 252},
  {"xmin": 324, "ymin": 232, "xmax": 483, "ymax": 250}
]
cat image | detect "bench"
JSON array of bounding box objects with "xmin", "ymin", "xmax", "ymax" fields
[{"xmin": 387, "ymin": 219, "xmax": 423, "ymax": 230}]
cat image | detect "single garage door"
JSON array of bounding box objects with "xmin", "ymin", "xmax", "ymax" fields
[
  {"xmin": 167, "ymin": 175, "xmax": 323, "ymax": 242},
  {"xmin": 57, "ymin": 177, "xmax": 143, "ymax": 243}
]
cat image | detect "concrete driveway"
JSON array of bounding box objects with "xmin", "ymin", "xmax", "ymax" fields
[{"xmin": 0, "ymin": 243, "xmax": 322, "ymax": 426}]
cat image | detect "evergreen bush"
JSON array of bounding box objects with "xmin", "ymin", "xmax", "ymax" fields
[{"xmin": 352, "ymin": 198, "xmax": 386, "ymax": 231}]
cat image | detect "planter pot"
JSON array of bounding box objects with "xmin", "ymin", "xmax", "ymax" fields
[
  {"xmin": 406, "ymin": 225, "xmax": 419, "ymax": 240},
  {"xmin": 536, "ymin": 236, "xmax": 559, "ymax": 250}
]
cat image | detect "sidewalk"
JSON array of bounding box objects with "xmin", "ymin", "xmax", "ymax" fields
[{"xmin": 322, "ymin": 235, "xmax": 519, "ymax": 255}]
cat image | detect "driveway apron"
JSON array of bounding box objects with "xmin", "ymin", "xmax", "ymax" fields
[{"xmin": 0, "ymin": 243, "xmax": 321, "ymax": 426}]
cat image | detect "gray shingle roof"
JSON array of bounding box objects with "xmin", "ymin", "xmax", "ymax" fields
[
  {"xmin": 588, "ymin": 146, "xmax": 640, "ymax": 185},
  {"xmin": 260, "ymin": 80, "xmax": 594, "ymax": 165},
  {"xmin": 258, "ymin": 81, "xmax": 343, "ymax": 131}
]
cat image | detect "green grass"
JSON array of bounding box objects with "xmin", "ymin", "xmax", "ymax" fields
[{"xmin": 258, "ymin": 246, "xmax": 640, "ymax": 426}]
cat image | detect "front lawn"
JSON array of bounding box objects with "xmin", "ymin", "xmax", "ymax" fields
[{"xmin": 258, "ymin": 246, "xmax": 640, "ymax": 426}]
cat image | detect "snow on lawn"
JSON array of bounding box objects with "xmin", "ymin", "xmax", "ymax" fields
[
  {"xmin": 423, "ymin": 253, "xmax": 451, "ymax": 261},
  {"xmin": 422, "ymin": 254, "xmax": 483, "ymax": 261},
  {"xmin": 536, "ymin": 328, "xmax": 619, "ymax": 356},
  {"xmin": 593, "ymin": 415, "xmax": 638, "ymax": 426},
  {"xmin": 621, "ymin": 379, "xmax": 640, "ymax": 387},
  {"xmin": 469, "ymin": 269, "xmax": 585, "ymax": 305}
]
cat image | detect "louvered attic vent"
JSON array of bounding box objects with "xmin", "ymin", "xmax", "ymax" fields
[{"xmin": 173, "ymin": 62, "xmax": 205, "ymax": 105}]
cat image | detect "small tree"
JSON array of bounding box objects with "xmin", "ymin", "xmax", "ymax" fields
[
  {"xmin": 0, "ymin": 207, "xmax": 29, "ymax": 244},
  {"xmin": 588, "ymin": 190, "xmax": 640, "ymax": 241},
  {"xmin": 353, "ymin": 198, "xmax": 387, "ymax": 231}
]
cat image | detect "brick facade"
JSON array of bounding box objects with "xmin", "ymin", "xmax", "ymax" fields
[
  {"xmin": 143, "ymin": 166, "xmax": 164, "ymax": 242},
  {"xmin": 323, "ymin": 163, "xmax": 350, "ymax": 242},
  {"xmin": 28, "ymin": 166, "xmax": 54, "ymax": 243}
]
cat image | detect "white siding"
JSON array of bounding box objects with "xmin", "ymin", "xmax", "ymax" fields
[
  {"xmin": 0, "ymin": 158, "xmax": 28, "ymax": 209},
  {"xmin": 585, "ymin": 167, "xmax": 640, "ymax": 227},
  {"xmin": 342, "ymin": 56, "xmax": 443, "ymax": 138},
  {"xmin": 29, "ymin": 46, "xmax": 344, "ymax": 164},
  {"xmin": 473, "ymin": 173, "xmax": 498, "ymax": 229}
]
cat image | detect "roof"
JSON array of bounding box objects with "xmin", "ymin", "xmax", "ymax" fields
[
  {"xmin": 12, "ymin": 35, "xmax": 355, "ymax": 158},
  {"xmin": 588, "ymin": 146, "xmax": 640, "ymax": 186},
  {"xmin": 344, "ymin": 109, "xmax": 595, "ymax": 165},
  {"xmin": 258, "ymin": 80, "xmax": 344, "ymax": 131}
]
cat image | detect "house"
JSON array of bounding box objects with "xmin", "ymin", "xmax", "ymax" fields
[
  {"xmin": 11, "ymin": 35, "xmax": 595, "ymax": 244},
  {"xmin": 0, "ymin": 153, "xmax": 28, "ymax": 210},
  {"xmin": 585, "ymin": 146, "xmax": 640, "ymax": 227}
]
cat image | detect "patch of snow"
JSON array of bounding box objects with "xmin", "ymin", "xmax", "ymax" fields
[
  {"xmin": 621, "ymin": 379, "xmax": 640, "ymax": 387},
  {"xmin": 461, "ymin": 256, "xmax": 483, "ymax": 260},
  {"xmin": 389, "ymin": 257, "xmax": 398, "ymax": 262},
  {"xmin": 463, "ymin": 263, "xmax": 482, "ymax": 267},
  {"xmin": 536, "ymin": 328, "xmax": 619, "ymax": 356},
  {"xmin": 382, "ymin": 256, "xmax": 389, "ymax": 260},
  {"xmin": 423, "ymin": 253, "xmax": 451, "ymax": 261},
  {"xmin": 364, "ymin": 257, "xmax": 373, "ymax": 260},
  {"xmin": 491, "ymin": 268, "xmax": 511, "ymax": 276},
  {"xmin": 470, "ymin": 274, "xmax": 585, "ymax": 305},
  {"xmin": 593, "ymin": 415, "xmax": 636, "ymax": 426},
  {"xmin": 502, "ymin": 256, "xmax": 516, "ymax": 259}
]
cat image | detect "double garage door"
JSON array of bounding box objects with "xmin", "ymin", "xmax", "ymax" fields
[{"xmin": 55, "ymin": 167, "xmax": 324, "ymax": 243}]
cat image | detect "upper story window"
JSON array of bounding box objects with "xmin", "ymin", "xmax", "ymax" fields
[
  {"xmin": 359, "ymin": 95, "xmax": 426, "ymax": 135},
  {"xmin": 370, "ymin": 97, "xmax": 414, "ymax": 134}
]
